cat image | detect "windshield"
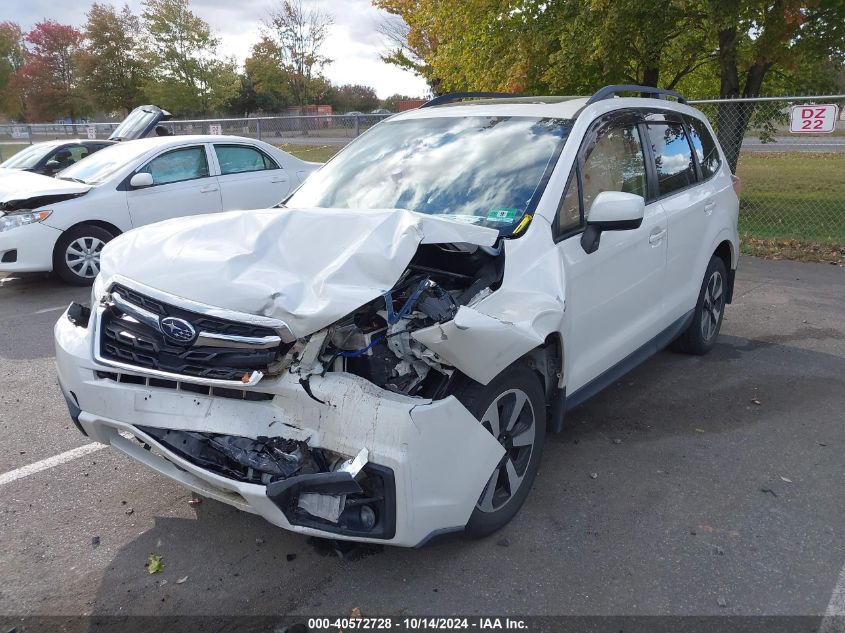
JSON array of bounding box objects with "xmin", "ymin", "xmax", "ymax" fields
[
  {"xmin": 0, "ymin": 144, "xmax": 53, "ymax": 169},
  {"xmin": 286, "ymin": 116, "xmax": 571, "ymax": 233},
  {"xmin": 109, "ymin": 106, "xmax": 161, "ymax": 141},
  {"xmin": 58, "ymin": 141, "xmax": 143, "ymax": 184}
]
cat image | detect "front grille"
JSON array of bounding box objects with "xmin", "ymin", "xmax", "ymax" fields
[{"xmin": 98, "ymin": 285, "xmax": 290, "ymax": 382}]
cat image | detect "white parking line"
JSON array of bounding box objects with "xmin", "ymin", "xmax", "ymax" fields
[
  {"xmin": 0, "ymin": 443, "xmax": 106, "ymax": 486},
  {"xmin": 821, "ymin": 563, "xmax": 845, "ymax": 633},
  {"xmin": 34, "ymin": 305, "xmax": 68, "ymax": 315}
]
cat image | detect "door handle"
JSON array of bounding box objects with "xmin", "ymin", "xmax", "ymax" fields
[
  {"xmin": 271, "ymin": 177, "xmax": 287, "ymax": 183},
  {"xmin": 648, "ymin": 228, "xmax": 667, "ymax": 245},
  {"xmin": 704, "ymin": 200, "xmax": 716, "ymax": 215},
  {"xmin": 200, "ymin": 185, "xmax": 218, "ymax": 193}
]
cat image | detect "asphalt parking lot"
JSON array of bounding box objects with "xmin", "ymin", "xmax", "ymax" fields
[{"xmin": 1, "ymin": 257, "xmax": 843, "ymax": 624}]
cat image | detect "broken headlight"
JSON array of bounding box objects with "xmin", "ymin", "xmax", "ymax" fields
[{"xmin": 320, "ymin": 274, "xmax": 459, "ymax": 397}]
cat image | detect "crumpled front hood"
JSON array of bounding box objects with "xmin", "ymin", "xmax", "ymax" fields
[
  {"xmin": 0, "ymin": 170, "xmax": 91, "ymax": 210},
  {"xmin": 100, "ymin": 207, "xmax": 499, "ymax": 337}
]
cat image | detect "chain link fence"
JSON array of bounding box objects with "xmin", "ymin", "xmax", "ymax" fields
[
  {"xmin": 0, "ymin": 113, "xmax": 392, "ymax": 145},
  {"xmin": 688, "ymin": 96, "xmax": 844, "ymax": 253},
  {"xmin": 1, "ymin": 97, "xmax": 843, "ymax": 255}
]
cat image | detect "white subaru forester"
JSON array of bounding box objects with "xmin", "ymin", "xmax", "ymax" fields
[{"xmin": 55, "ymin": 86, "xmax": 740, "ymax": 547}]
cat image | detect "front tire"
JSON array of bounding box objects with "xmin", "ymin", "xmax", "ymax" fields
[
  {"xmin": 450, "ymin": 363, "xmax": 546, "ymax": 538},
  {"xmin": 673, "ymin": 255, "xmax": 727, "ymax": 355},
  {"xmin": 53, "ymin": 224, "xmax": 114, "ymax": 286}
]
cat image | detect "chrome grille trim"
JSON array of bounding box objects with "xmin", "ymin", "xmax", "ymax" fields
[
  {"xmin": 106, "ymin": 274, "xmax": 297, "ymax": 343},
  {"xmin": 194, "ymin": 331, "xmax": 282, "ymax": 350}
]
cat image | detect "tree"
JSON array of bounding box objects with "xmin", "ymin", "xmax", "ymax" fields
[
  {"xmin": 323, "ymin": 84, "xmax": 380, "ymax": 113},
  {"xmin": 0, "ymin": 22, "xmax": 27, "ymax": 119},
  {"xmin": 376, "ymin": 0, "xmax": 711, "ymax": 94},
  {"xmin": 79, "ymin": 4, "xmax": 149, "ymax": 115},
  {"xmin": 21, "ymin": 20, "xmax": 87, "ymax": 121},
  {"xmin": 142, "ymin": 0, "xmax": 239, "ymax": 115},
  {"xmin": 707, "ymin": 0, "xmax": 845, "ymax": 171},
  {"xmin": 240, "ymin": 36, "xmax": 293, "ymax": 113},
  {"xmin": 265, "ymin": 0, "xmax": 333, "ymax": 107},
  {"xmin": 374, "ymin": 0, "xmax": 446, "ymax": 93}
]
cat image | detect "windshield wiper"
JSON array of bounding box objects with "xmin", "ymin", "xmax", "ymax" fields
[{"xmin": 57, "ymin": 176, "xmax": 88, "ymax": 184}]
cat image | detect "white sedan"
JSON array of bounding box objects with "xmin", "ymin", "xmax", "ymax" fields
[{"xmin": 0, "ymin": 135, "xmax": 319, "ymax": 284}]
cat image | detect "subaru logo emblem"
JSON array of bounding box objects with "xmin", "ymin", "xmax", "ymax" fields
[{"xmin": 159, "ymin": 316, "xmax": 197, "ymax": 344}]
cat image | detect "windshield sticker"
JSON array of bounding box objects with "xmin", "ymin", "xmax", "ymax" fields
[{"xmin": 486, "ymin": 208, "xmax": 520, "ymax": 223}]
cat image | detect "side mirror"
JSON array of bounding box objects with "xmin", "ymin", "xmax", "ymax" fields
[
  {"xmin": 129, "ymin": 172, "xmax": 154, "ymax": 188},
  {"xmin": 581, "ymin": 191, "xmax": 645, "ymax": 254}
]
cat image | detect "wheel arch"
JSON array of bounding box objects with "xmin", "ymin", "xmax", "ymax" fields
[
  {"xmin": 712, "ymin": 239, "xmax": 735, "ymax": 304},
  {"xmin": 52, "ymin": 220, "xmax": 122, "ymax": 260}
]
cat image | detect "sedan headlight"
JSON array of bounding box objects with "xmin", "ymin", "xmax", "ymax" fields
[{"xmin": 0, "ymin": 210, "xmax": 52, "ymax": 232}]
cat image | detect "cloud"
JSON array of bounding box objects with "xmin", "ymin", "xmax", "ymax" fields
[{"xmin": 8, "ymin": 0, "xmax": 430, "ymax": 99}]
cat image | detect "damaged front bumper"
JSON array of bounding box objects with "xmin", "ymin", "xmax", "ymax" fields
[{"xmin": 55, "ymin": 305, "xmax": 504, "ymax": 547}]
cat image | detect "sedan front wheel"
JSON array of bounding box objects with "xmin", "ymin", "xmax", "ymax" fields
[{"xmin": 53, "ymin": 224, "xmax": 115, "ymax": 286}]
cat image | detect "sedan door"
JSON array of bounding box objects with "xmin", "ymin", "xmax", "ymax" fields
[
  {"xmin": 211, "ymin": 143, "xmax": 291, "ymax": 210},
  {"xmin": 125, "ymin": 144, "xmax": 222, "ymax": 227},
  {"xmin": 555, "ymin": 118, "xmax": 668, "ymax": 394}
]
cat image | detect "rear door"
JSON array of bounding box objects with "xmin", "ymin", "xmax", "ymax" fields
[
  {"xmin": 125, "ymin": 144, "xmax": 222, "ymax": 227},
  {"xmin": 211, "ymin": 143, "xmax": 291, "ymax": 210},
  {"xmin": 640, "ymin": 113, "xmax": 708, "ymax": 325},
  {"xmin": 555, "ymin": 113, "xmax": 668, "ymax": 393}
]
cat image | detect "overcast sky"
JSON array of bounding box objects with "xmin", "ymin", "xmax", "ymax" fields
[{"xmin": 7, "ymin": 0, "xmax": 430, "ymax": 99}]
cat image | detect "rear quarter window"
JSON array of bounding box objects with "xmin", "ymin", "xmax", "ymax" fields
[{"xmin": 685, "ymin": 117, "xmax": 721, "ymax": 179}]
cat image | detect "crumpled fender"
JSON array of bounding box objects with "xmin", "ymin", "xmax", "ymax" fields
[{"xmin": 413, "ymin": 218, "xmax": 566, "ymax": 385}]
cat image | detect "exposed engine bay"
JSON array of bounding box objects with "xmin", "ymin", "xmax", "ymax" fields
[{"xmin": 310, "ymin": 241, "xmax": 504, "ymax": 398}]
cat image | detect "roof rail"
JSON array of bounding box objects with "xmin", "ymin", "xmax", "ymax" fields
[
  {"xmin": 585, "ymin": 84, "xmax": 687, "ymax": 106},
  {"xmin": 420, "ymin": 91, "xmax": 523, "ymax": 108}
]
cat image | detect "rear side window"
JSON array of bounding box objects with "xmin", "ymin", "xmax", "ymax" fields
[
  {"xmin": 644, "ymin": 123, "xmax": 696, "ymax": 196},
  {"xmin": 214, "ymin": 144, "xmax": 279, "ymax": 175},
  {"xmin": 686, "ymin": 118, "xmax": 721, "ymax": 179}
]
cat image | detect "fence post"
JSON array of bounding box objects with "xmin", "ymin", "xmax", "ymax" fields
[
  {"xmin": 354, "ymin": 114, "xmax": 360, "ymax": 137},
  {"xmin": 256, "ymin": 118, "xmax": 262, "ymax": 141},
  {"xmin": 26, "ymin": 124, "xmax": 33, "ymax": 145}
]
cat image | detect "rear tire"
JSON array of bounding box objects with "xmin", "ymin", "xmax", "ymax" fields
[
  {"xmin": 449, "ymin": 363, "xmax": 546, "ymax": 538},
  {"xmin": 673, "ymin": 255, "xmax": 727, "ymax": 355},
  {"xmin": 53, "ymin": 224, "xmax": 115, "ymax": 286}
]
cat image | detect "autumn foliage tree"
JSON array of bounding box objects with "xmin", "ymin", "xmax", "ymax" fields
[
  {"xmin": 142, "ymin": 0, "xmax": 239, "ymax": 115},
  {"xmin": 0, "ymin": 22, "xmax": 27, "ymax": 119},
  {"xmin": 79, "ymin": 4, "xmax": 149, "ymax": 115},
  {"xmin": 20, "ymin": 20, "xmax": 87, "ymax": 121},
  {"xmin": 265, "ymin": 0, "xmax": 334, "ymax": 108}
]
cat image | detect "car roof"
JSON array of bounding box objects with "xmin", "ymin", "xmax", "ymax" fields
[
  {"xmin": 111, "ymin": 134, "xmax": 265, "ymax": 151},
  {"xmin": 389, "ymin": 95, "xmax": 707, "ymax": 122}
]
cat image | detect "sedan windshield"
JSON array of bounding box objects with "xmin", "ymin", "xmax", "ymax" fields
[
  {"xmin": 0, "ymin": 144, "xmax": 53, "ymax": 169},
  {"xmin": 58, "ymin": 141, "xmax": 144, "ymax": 184},
  {"xmin": 286, "ymin": 116, "xmax": 571, "ymax": 233}
]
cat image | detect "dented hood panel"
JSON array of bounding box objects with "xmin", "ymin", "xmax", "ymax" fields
[
  {"xmin": 0, "ymin": 170, "xmax": 91, "ymax": 208},
  {"xmin": 100, "ymin": 207, "xmax": 499, "ymax": 337}
]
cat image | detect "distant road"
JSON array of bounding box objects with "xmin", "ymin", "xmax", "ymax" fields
[{"xmin": 742, "ymin": 135, "xmax": 845, "ymax": 153}]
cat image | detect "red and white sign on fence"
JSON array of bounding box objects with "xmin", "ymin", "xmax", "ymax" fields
[{"xmin": 790, "ymin": 104, "xmax": 839, "ymax": 133}]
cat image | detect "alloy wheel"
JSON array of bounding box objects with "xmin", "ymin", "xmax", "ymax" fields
[
  {"xmin": 700, "ymin": 270, "xmax": 724, "ymax": 341},
  {"xmin": 476, "ymin": 388, "xmax": 536, "ymax": 513}
]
